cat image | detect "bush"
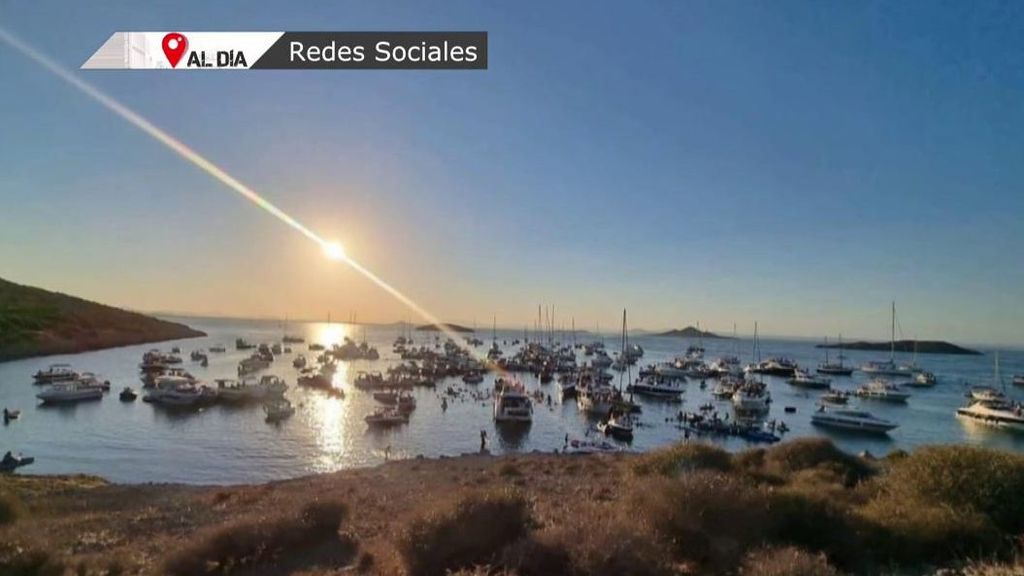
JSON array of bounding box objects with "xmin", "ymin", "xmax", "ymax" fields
[
  {"xmin": 0, "ymin": 491, "xmax": 21, "ymax": 525},
  {"xmin": 397, "ymin": 489, "xmax": 531, "ymax": 576},
  {"xmin": 631, "ymin": 472, "xmax": 771, "ymax": 572},
  {"xmin": 767, "ymin": 489, "xmax": 867, "ymax": 571},
  {"xmin": 162, "ymin": 498, "xmax": 347, "ymax": 575},
  {"xmin": 760, "ymin": 438, "xmax": 874, "ymax": 486},
  {"xmin": 632, "ymin": 442, "xmax": 733, "ymax": 477},
  {"xmin": 0, "ymin": 542, "xmax": 64, "ymax": 576},
  {"xmin": 739, "ymin": 546, "xmax": 840, "ymax": 576}
]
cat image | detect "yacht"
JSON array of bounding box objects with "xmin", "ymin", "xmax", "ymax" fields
[
  {"xmin": 811, "ymin": 408, "xmax": 899, "ymax": 434},
  {"xmin": 860, "ymin": 302, "xmax": 918, "ymax": 376},
  {"xmin": 264, "ymin": 398, "xmax": 295, "ymax": 422},
  {"xmin": 577, "ymin": 383, "xmax": 618, "ymax": 416},
  {"xmin": 493, "ymin": 380, "xmax": 533, "ymax": 422},
  {"xmin": 653, "ymin": 363, "xmax": 688, "ymax": 380},
  {"xmin": 819, "ymin": 389, "xmax": 850, "ymax": 405},
  {"xmin": 598, "ymin": 411, "xmax": 635, "ymax": 440},
  {"xmin": 732, "ymin": 381, "xmax": 770, "ymax": 413},
  {"xmin": 788, "ymin": 368, "xmax": 831, "ymax": 389},
  {"xmin": 854, "ymin": 379, "xmax": 910, "ymax": 403},
  {"xmin": 708, "ymin": 356, "xmax": 742, "ymax": 377},
  {"xmin": 746, "ymin": 357, "xmax": 799, "ymax": 377},
  {"xmin": 33, "ymin": 363, "xmax": 78, "ymax": 383},
  {"xmin": 817, "ymin": 335, "xmax": 853, "ymax": 376},
  {"xmin": 628, "ymin": 375, "xmax": 684, "ymax": 399},
  {"xmin": 36, "ymin": 380, "xmax": 104, "ymax": 404},
  {"xmin": 365, "ymin": 407, "xmax": 409, "ymax": 426},
  {"xmin": 906, "ymin": 371, "xmax": 937, "ymax": 387},
  {"xmin": 956, "ymin": 399, "xmax": 1024, "ymax": 431},
  {"xmin": 144, "ymin": 377, "xmax": 208, "ymax": 406}
]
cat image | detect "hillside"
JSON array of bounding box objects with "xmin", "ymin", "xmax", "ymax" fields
[
  {"xmin": 3, "ymin": 439, "xmax": 1024, "ymax": 575},
  {"xmin": 654, "ymin": 326, "xmax": 727, "ymax": 339},
  {"xmin": 817, "ymin": 339, "xmax": 981, "ymax": 355},
  {"xmin": 0, "ymin": 277, "xmax": 204, "ymax": 362}
]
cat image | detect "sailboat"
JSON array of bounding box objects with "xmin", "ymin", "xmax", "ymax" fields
[
  {"xmin": 957, "ymin": 352, "xmax": 1024, "ymax": 431},
  {"xmin": 282, "ymin": 315, "xmax": 305, "ymax": 344},
  {"xmin": 817, "ymin": 335, "xmax": 853, "ymax": 376},
  {"xmin": 860, "ymin": 302, "xmax": 919, "ymax": 377},
  {"xmin": 598, "ymin": 309, "xmax": 636, "ymax": 441}
]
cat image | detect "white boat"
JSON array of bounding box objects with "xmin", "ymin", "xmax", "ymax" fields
[
  {"xmin": 216, "ymin": 375, "xmax": 287, "ymax": 403},
  {"xmin": 653, "ymin": 363, "xmax": 688, "ymax": 380},
  {"xmin": 906, "ymin": 371, "xmax": 936, "ymax": 387},
  {"xmin": 32, "ymin": 363, "xmax": 78, "ymax": 383},
  {"xmin": 731, "ymin": 381, "xmax": 770, "ymax": 413},
  {"xmin": 264, "ymin": 398, "xmax": 295, "ymax": 422},
  {"xmin": 860, "ymin": 302, "xmax": 919, "ymax": 376},
  {"xmin": 36, "ymin": 381, "xmax": 104, "ymax": 404},
  {"xmin": 1014, "ymin": 375, "xmax": 1024, "ymax": 387},
  {"xmin": 968, "ymin": 386, "xmax": 1006, "ymax": 402},
  {"xmin": 811, "ymin": 408, "xmax": 899, "ymax": 434},
  {"xmin": 494, "ymin": 380, "xmax": 533, "ymax": 422},
  {"xmin": 598, "ymin": 411, "xmax": 635, "ymax": 440},
  {"xmin": 854, "ymin": 379, "xmax": 910, "ymax": 403},
  {"xmin": 144, "ymin": 377, "xmax": 207, "ymax": 406},
  {"xmin": 788, "ymin": 368, "xmax": 831, "ymax": 389},
  {"xmin": 956, "ymin": 400, "xmax": 1024, "ymax": 431},
  {"xmin": 819, "ymin": 389, "xmax": 850, "ymax": 405},
  {"xmin": 708, "ymin": 356, "xmax": 742, "ymax": 377},
  {"xmin": 365, "ymin": 407, "xmax": 408, "ymax": 426},
  {"xmin": 591, "ymin": 350, "xmax": 613, "ymax": 368},
  {"xmin": 564, "ymin": 438, "xmax": 622, "ymax": 455},
  {"xmin": 628, "ymin": 375, "xmax": 684, "ymax": 399}
]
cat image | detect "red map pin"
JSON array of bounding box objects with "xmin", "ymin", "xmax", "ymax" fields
[{"xmin": 162, "ymin": 33, "xmax": 188, "ymax": 68}]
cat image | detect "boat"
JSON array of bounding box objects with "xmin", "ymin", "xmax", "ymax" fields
[
  {"xmin": 598, "ymin": 411, "xmax": 635, "ymax": 440},
  {"xmin": 264, "ymin": 398, "xmax": 296, "ymax": 422},
  {"xmin": 0, "ymin": 452, "xmax": 34, "ymax": 473},
  {"xmin": 216, "ymin": 376, "xmax": 287, "ymax": 403},
  {"xmin": 1014, "ymin": 375, "xmax": 1024, "ymax": 387},
  {"xmin": 563, "ymin": 438, "xmax": 622, "ymax": 455},
  {"xmin": 906, "ymin": 371, "xmax": 937, "ymax": 387},
  {"xmin": 2, "ymin": 408, "xmax": 21, "ymax": 422},
  {"xmin": 788, "ymin": 368, "xmax": 831, "ymax": 389},
  {"xmin": 238, "ymin": 354, "xmax": 271, "ymax": 375},
  {"xmin": 36, "ymin": 380, "xmax": 104, "ymax": 404},
  {"xmin": 462, "ymin": 371, "xmax": 484, "ymax": 384},
  {"xmin": 731, "ymin": 380, "xmax": 771, "ymax": 413},
  {"xmin": 494, "ymin": 379, "xmax": 533, "ymax": 422},
  {"xmin": 817, "ymin": 335, "xmax": 854, "ymax": 376},
  {"xmin": 708, "ymin": 355, "xmax": 742, "ymax": 377},
  {"xmin": 143, "ymin": 377, "xmax": 208, "ymax": 406},
  {"xmin": 33, "ymin": 363, "xmax": 79, "ymax": 383},
  {"xmin": 652, "ymin": 363, "xmax": 688, "ymax": 380},
  {"xmin": 628, "ymin": 375, "xmax": 684, "ymax": 399},
  {"xmin": 208, "ymin": 345, "xmax": 227, "ymax": 353},
  {"xmin": 968, "ymin": 386, "xmax": 1006, "ymax": 402},
  {"xmin": 956, "ymin": 399, "xmax": 1024, "ymax": 431},
  {"xmin": 119, "ymin": 387, "xmax": 137, "ymax": 402},
  {"xmin": 811, "ymin": 408, "xmax": 899, "ymax": 434},
  {"xmin": 293, "ymin": 355, "xmax": 307, "ymax": 369},
  {"xmin": 854, "ymin": 379, "xmax": 910, "ymax": 403},
  {"xmin": 746, "ymin": 357, "xmax": 798, "ymax": 377},
  {"xmin": 365, "ymin": 407, "xmax": 409, "ymax": 426},
  {"xmin": 860, "ymin": 303, "xmax": 919, "ymax": 376},
  {"xmin": 819, "ymin": 389, "xmax": 850, "ymax": 405},
  {"xmin": 235, "ymin": 338, "xmax": 255, "ymax": 351}
]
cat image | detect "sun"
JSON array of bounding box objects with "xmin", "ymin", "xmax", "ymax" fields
[{"xmin": 322, "ymin": 240, "xmax": 346, "ymax": 261}]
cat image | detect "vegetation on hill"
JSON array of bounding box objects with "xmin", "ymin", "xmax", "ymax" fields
[
  {"xmin": 817, "ymin": 339, "xmax": 981, "ymax": 355},
  {"xmin": 0, "ymin": 277, "xmax": 204, "ymax": 362},
  {"xmin": 655, "ymin": 326, "xmax": 727, "ymax": 339},
  {"xmin": 3, "ymin": 439, "xmax": 1024, "ymax": 574}
]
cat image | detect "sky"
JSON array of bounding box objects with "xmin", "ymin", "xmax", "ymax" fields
[{"xmin": 0, "ymin": 1, "xmax": 1022, "ymax": 345}]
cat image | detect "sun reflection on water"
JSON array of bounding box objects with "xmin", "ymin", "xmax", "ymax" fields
[{"xmin": 313, "ymin": 322, "xmax": 350, "ymax": 349}]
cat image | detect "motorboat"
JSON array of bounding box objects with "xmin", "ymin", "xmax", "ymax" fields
[
  {"xmin": 819, "ymin": 389, "xmax": 850, "ymax": 405},
  {"xmin": 292, "ymin": 355, "xmax": 307, "ymax": 369},
  {"xmin": 628, "ymin": 375, "xmax": 684, "ymax": 399},
  {"xmin": 208, "ymin": 345, "xmax": 227, "ymax": 353},
  {"xmin": 462, "ymin": 371, "xmax": 484, "ymax": 384},
  {"xmin": 264, "ymin": 398, "xmax": 296, "ymax": 422},
  {"xmin": 590, "ymin": 350, "xmax": 614, "ymax": 368},
  {"xmin": 235, "ymin": 338, "xmax": 255, "ymax": 350},
  {"xmin": 708, "ymin": 356, "xmax": 742, "ymax": 377},
  {"xmin": 558, "ymin": 373, "xmax": 577, "ymax": 398},
  {"xmin": 1014, "ymin": 375, "xmax": 1024, "ymax": 387},
  {"xmin": 598, "ymin": 411, "xmax": 635, "ymax": 440},
  {"xmin": 906, "ymin": 371, "xmax": 937, "ymax": 387},
  {"xmin": 238, "ymin": 354, "xmax": 271, "ymax": 375},
  {"xmin": 956, "ymin": 399, "xmax": 1024, "ymax": 431},
  {"xmin": 745, "ymin": 357, "xmax": 799, "ymax": 377},
  {"xmin": 788, "ymin": 368, "xmax": 831, "ymax": 389},
  {"xmin": 563, "ymin": 438, "xmax": 622, "ymax": 455},
  {"xmin": 32, "ymin": 363, "xmax": 78, "ymax": 383},
  {"xmin": 283, "ymin": 334, "xmax": 305, "ymax": 344},
  {"xmin": 811, "ymin": 408, "xmax": 899, "ymax": 434},
  {"xmin": 365, "ymin": 407, "xmax": 408, "ymax": 426},
  {"xmin": 855, "ymin": 379, "xmax": 911, "ymax": 403},
  {"xmin": 731, "ymin": 381, "xmax": 770, "ymax": 413},
  {"xmin": 1, "ymin": 452, "xmax": 34, "ymax": 473},
  {"xmin": 2, "ymin": 408, "xmax": 20, "ymax": 422},
  {"xmin": 354, "ymin": 371, "xmax": 385, "ymax": 390},
  {"xmin": 494, "ymin": 379, "xmax": 533, "ymax": 422},
  {"xmin": 119, "ymin": 387, "xmax": 137, "ymax": 402},
  {"xmin": 216, "ymin": 375, "xmax": 287, "ymax": 403},
  {"xmin": 36, "ymin": 380, "xmax": 104, "ymax": 404},
  {"xmin": 653, "ymin": 363, "xmax": 688, "ymax": 380},
  {"xmin": 143, "ymin": 377, "xmax": 208, "ymax": 406}
]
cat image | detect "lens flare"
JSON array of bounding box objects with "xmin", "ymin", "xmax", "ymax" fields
[{"xmin": 0, "ymin": 27, "xmax": 499, "ymax": 369}]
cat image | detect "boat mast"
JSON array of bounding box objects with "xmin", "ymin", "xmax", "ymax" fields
[
  {"xmin": 890, "ymin": 301, "xmax": 896, "ymax": 364},
  {"xmin": 824, "ymin": 336, "xmax": 830, "ymax": 365}
]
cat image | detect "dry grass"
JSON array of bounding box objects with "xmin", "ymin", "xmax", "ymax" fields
[
  {"xmin": 739, "ymin": 546, "xmax": 841, "ymax": 576},
  {"xmin": 162, "ymin": 498, "xmax": 348, "ymax": 575},
  {"xmin": 0, "ymin": 490, "xmax": 21, "ymax": 525},
  {"xmin": 632, "ymin": 441, "xmax": 733, "ymax": 477},
  {"xmin": 396, "ymin": 489, "xmax": 531, "ymax": 576}
]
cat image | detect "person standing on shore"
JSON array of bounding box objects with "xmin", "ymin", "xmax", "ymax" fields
[{"xmin": 480, "ymin": 429, "xmax": 487, "ymax": 452}]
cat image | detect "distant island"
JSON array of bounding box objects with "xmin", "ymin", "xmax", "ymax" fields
[
  {"xmin": 654, "ymin": 326, "xmax": 728, "ymax": 339},
  {"xmin": 0, "ymin": 276, "xmax": 205, "ymax": 362},
  {"xmin": 416, "ymin": 323, "xmax": 475, "ymax": 333},
  {"xmin": 817, "ymin": 339, "xmax": 981, "ymax": 356}
]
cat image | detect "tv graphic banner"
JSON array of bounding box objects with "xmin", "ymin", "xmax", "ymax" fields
[{"xmin": 81, "ymin": 32, "xmax": 487, "ymax": 70}]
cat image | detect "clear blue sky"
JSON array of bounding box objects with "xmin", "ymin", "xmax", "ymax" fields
[{"xmin": 1, "ymin": 1, "xmax": 1022, "ymax": 345}]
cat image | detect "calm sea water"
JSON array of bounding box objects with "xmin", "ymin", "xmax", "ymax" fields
[{"xmin": 1, "ymin": 316, "xmax": 1022, "ymax": 484}]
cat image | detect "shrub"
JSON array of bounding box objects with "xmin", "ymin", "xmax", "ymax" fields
[
  {"xmin": 739, "ymin": 546, "xmax": 840, "ymax": 576},
  {"xmin": 631, "ymin": 472, "xmax": 771, "ymax": 572},
  {"xmin": 397, "ymin": 489, "xmax": 531, "ymax": 576},
  {"xmin": 162, "ymin": 498, "xmax": 347, "ymax": 575},
  {"xmin": 0, "ymin": 491, "xmax": 21, "ymax": 525},
  {"xmin": 761, "ymin": 438, "xmax": 874, "ymax": 486},
  {"xmin": 632, "ymin": 442, "xmax": 732, "ymax": 477},
  {"xmin": 0, "ymin": 542, "xmax": 64, "ymax": 576},
  {"xmin": 766, "ymin": 489, "xmax": 867, "ymax": 570}
]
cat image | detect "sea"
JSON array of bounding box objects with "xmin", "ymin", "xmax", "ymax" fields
[{"xmin": 1, "ymin": 316, "xmax": 1022, "ymax": 485}]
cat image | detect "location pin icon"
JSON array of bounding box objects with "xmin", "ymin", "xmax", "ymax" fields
[{"xmin": 162, "ymin": 33, "xmax": 187, "ymax": 68}]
